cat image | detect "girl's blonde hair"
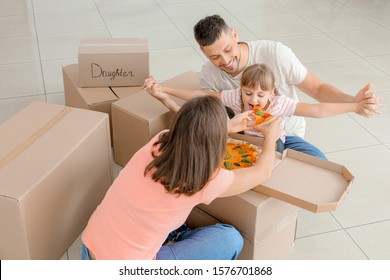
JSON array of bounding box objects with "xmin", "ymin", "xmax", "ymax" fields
[
  {"xmin": 240, "ymin": 63, "xmax": 279, "ymax": 95},
  {"xmin": 145, "ymin": 95, "xmax": 228, "ymax": 196}
]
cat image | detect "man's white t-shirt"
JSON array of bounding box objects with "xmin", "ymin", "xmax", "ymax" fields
[{"xmin": 199, "ymin": 40, "xmax": 307, "ymax": 137}]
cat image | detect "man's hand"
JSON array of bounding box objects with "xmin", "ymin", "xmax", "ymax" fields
[{"xmin": 354, "ymin": 83, "xmax": 384, "ymax": 117}]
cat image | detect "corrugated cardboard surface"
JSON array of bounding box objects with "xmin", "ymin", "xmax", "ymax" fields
[
  {"xmin": 188, "ymin": 200, "xmax": 297, "ymax": 260},
  {"xmin": 253, "ymin": 149, "xmax": 354, "ymax": 212},
  {"xmin": 63, "ymin": 64, "xmax": 117, "ymax": 111},
  {"xmin": 78, "ymin": 38, "xmax": 149, "ymax": 87},
  {"xmin": 63, "ymin": 63, "xmax": 142, "ymax": 145},
  {"xmin": 0, "ymin": 102, "xmax": 114, "ymax": 259},
  {"xmin": 228, "ymin": 133, "xmax": 354, "ymax": 213},
  {"xmin": 112, "ymin": 71, "xmax": 199, "ymax": 167}
]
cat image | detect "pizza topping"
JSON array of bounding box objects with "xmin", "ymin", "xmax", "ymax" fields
[
  {"xmin": 224, "ymin": 161, "xmax": 232, "ymax": 170},
  {"xmin": 221, "ymin": 140, "xmax": 259, "ymax": 170},
  {"xmin": 224, "ymin": 154, "xmax": 232, "ymax": 160},
  {"xmin": 241, "ymin": 158, "xmax": 252, "ymax": 163},
  {"xmin": 253, "ymin": 105, "xmax": 273, "ymax": 125},
  {"xmin": 255, "ymin": 110, "xmax": 265, "ymax": 116}
]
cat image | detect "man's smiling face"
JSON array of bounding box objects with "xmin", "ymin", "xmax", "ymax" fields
[{"xmin": 200, "ymin": 29, "xmax": 241, "ymax": 76}]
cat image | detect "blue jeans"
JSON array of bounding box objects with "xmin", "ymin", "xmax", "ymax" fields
[
  {"xmin": 81, "ymin": 223, "xmax": 243, "ymax": 260},
  {"xmin": 81, "ymin": 243, "xmax": 90, "ymax": 260},
  {"xmin": 156, "ymin": 223, "xmax": 243, "ymax": 260},
  {"xmin": 284, "ymin": 135, "xmax": 327, "ymax": 160}
]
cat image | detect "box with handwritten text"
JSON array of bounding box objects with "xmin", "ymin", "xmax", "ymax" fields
[{"xmin": 78, "ymin": 38, "xmax": 149, "ymax": 87}]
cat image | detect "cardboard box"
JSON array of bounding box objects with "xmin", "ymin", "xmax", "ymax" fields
[
  {"xmin": 193, "ymin": 133, "xmax": 353, "ymax": 259},
  {"xmin": 0, "ymin": 102, "xmax": 114, "ymax": 259},
  {"xmin": 254, "ymin": 148, "xmax": 353, "ymax": 213},
  {"xmin": 228, "ymin": 133, "xmax": 354, "ymax": 213},
  {"xmin": 78, "ymin": 38, "xmax": 149, "ymax": 87},
  {"xmin": 63, "ymin": 63, "xmax": 142, "ymax": 144},
  {"xmin": 111, "ymin": 71, "xmax": 199, "ymax": 166},
  {"xmin": 189, "ymin": 195, "xmax": 298, "ymax": 260}
]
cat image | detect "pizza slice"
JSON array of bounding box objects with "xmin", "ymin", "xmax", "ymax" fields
[{"xmin": 252, "ymin": 105, "xmax": 274, "ymax": 126}]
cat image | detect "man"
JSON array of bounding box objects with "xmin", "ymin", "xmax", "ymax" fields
[{"xmin": 193, "ymin": 15, "xmax": 381, "ymax": 159}]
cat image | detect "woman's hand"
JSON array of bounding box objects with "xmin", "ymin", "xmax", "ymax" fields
[
  {"xmin": 253, "ymin": 117, "xmax": 282, "ymax": 143},
  {"xmin": 227, "ymin": 111, "xmax": 256, "ymax": 133}
]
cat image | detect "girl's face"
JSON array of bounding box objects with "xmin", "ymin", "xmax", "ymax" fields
[{"xmin": 241, "ymin": 85, "xmax": 273, "ymax": 111}]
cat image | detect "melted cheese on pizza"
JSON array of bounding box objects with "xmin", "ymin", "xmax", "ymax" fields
[
  {"xmin": 221, "ymin": 141, "xmax": 259, "ymax": 170},
  {"xmin": 253, "ymin": 105, "xmax": 273, "ymax": 125}
]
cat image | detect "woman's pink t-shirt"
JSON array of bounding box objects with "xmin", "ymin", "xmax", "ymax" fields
[{"xmin": 82, "ymin": 131, "xmax": 234, "ymax": 259}]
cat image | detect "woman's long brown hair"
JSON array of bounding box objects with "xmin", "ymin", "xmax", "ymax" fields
[{"xmin": 144, "ymin": 95, "xmax": 228, "ymax": 196}]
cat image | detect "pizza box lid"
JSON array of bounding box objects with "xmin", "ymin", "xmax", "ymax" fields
[
  {"xmin": 227, "ymin": 133, "xmax": 354, "ymax": 213},
  {"xmin": 254, "ymin": 149, "xmax": 354, "ymax": 213}
]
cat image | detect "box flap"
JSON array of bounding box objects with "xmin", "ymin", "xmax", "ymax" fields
[
  {"xmin": 111, "ymin": 86, "xmax": 143, "ymax": 99},
  {"xmin": 63, "ymin": 64, "xmax": 118, "ymax": 105},
  {"xmin": 253, "ymin": 149, "xmax": 354, "ymax": 213},
  {"xmin": 112, "ymin": 90, "xmax": 172, "ymax": 121}
]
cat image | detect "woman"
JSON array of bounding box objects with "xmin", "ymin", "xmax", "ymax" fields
[{"xmin": 81, "ymin": 95, "xmax": 281, "ymax": 260}]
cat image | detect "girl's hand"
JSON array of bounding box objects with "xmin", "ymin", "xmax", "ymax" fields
[
  {"xmin": 143, "ymin": 76, "xmax": 158, "ymax": 90},
  {"xmin": 143, "ymin": 76, "xmax": 170, "ymax": 101}
]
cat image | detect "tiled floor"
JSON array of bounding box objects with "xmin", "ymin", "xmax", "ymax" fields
[{"xmin": 1, "ymin": 0, "xmax": 389, "ymax": 260}]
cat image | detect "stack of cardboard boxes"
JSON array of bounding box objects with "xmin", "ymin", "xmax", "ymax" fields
[
  {"xmin": 0, "ymin": 38, "xmax": 151, "ymax": 259},
  {"xmin": 62, "ymin": 38, "xmax": 198, "ymax": 166},
  {"xmin": 0, "ymin": 37, "xmax": 354, "ymax": 260}
]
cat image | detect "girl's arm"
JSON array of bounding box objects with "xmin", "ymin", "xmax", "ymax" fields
[
  {"xmin": 144, "ymin": 83, "xmax": 181, "ymax": 113},
  {"xmin": 293, "ymin": 98, "xmax": 381, "ymax": 118},
  {"xmin": 159, "ymin": 97, "xmax": 181, "ymax": 113},
  {"xmin": 220, "ymin": 117, "xmax": 282, "ymax": 197},
  {"xmin": 144, "ymin": 76, "xmax": 221, "ymax": 101}
]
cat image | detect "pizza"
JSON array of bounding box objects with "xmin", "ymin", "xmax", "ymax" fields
[
  {"xmin": 253, "ymin": 105, "xmax": 273, "ymax": 125},
  {"xmin": 221, "ymin": 139, "xmax": 260, "ymax": 170}
]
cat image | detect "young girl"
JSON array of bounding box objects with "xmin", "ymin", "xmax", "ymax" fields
[
  {"xmin": 144, "ymin": 63, "xmax": 380, "ymax": 159},
  {"xmin": 81, "ymin": 95, "xmax": 281, "ymax": 260}
]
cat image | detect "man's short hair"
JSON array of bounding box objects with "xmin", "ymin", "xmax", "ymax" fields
[{"xmin": 193, "ymin": 14, "xmax": 230, "ymax": 47}]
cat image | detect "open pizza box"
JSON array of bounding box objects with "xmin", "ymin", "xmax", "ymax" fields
[{"xmin": 228, "ymin": 133, "xmax": 354, "ymax": 213}]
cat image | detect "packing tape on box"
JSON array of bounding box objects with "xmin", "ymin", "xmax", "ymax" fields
[{"xmin": 0, "ymin": 107, "xmax": 73, "ymax": 169}]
